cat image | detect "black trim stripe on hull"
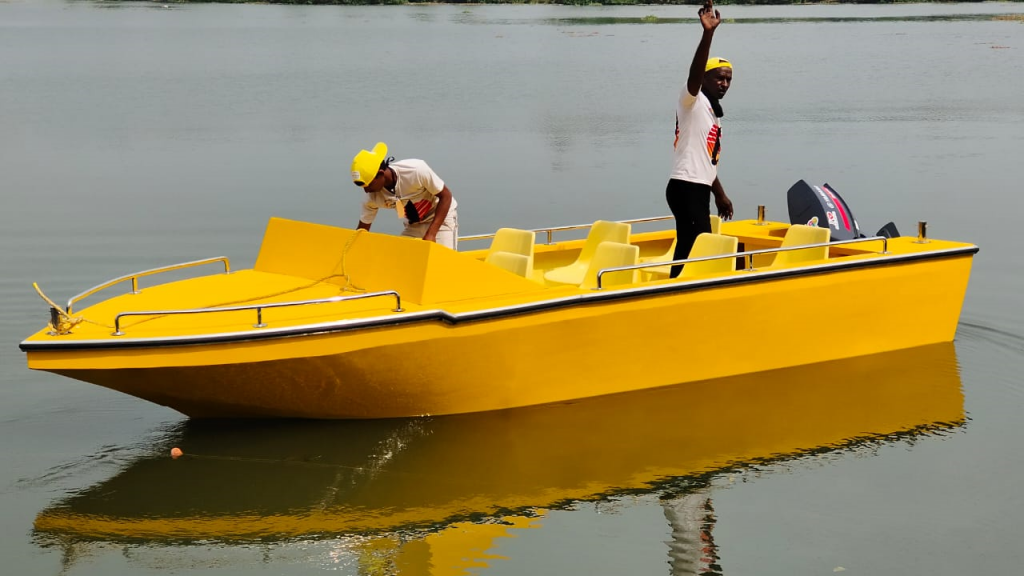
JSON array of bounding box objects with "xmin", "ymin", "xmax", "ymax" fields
[{"xmin": 19, "ymin": 246, "xmax": 978, "ymax": 352}]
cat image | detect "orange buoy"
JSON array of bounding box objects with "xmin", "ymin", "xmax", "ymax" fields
[{"xmin": 170, "ymin": 447, "xmax": 183, "ymax": 459}]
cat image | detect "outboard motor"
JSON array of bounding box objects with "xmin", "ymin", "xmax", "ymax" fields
[
  {"xmin": 786, "ymin": 179, "xmax": 861, "ymax": 241},
  {"xmin": 786, "ymin": 179, "xmax": 899, "ymax": 240}
]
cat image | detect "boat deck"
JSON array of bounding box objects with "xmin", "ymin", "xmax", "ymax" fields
[{"xmin": 21, "ymin": 216, "xmax": 976, "ymax": 347}]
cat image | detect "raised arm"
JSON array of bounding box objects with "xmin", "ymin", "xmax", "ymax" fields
[{"xmin": 686, "ymin": 0, "xmax": 722, "ymax": 97}]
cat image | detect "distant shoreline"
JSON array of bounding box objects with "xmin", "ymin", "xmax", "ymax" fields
[{"xmin": 168, "ymin": 1, "xmax": 1023, "ymax": 5}]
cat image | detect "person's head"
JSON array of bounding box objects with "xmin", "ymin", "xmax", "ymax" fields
[
  {"xmin": 702, "ymin": 57, "xmax": 732, "ymax": 101},
  {"xmin": 351, "ymin": 142, "xmax": 391, "ymax": 193}
]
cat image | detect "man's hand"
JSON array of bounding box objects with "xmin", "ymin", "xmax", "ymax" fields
[
  {"xmin": 699, "ymin": 0, "xmax": 721, "ymax": 32},
  {"xmin": 422, "ymin": 231, "xmax": 437, "ymax": 243},
  {"xmin": 715, "ymin": 194, "xmax": 734, "ymax": 221}
]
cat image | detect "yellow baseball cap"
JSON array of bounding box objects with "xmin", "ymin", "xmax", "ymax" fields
[
  {"xmin": 705, "ymin": 57, "xmax": 732, "ymax": 73},
  {"xmin": 351, "ymin": 142, "xmax": 388, "ymax": 187}
]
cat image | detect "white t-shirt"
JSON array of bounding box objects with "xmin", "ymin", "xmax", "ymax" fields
[
  {"xmin": 359, "ymin": 159, "xmax": 457, "ymax": 226},
  {"xmin": 670, "ymin": 89, "xmax": 722, "ymax": 186}
]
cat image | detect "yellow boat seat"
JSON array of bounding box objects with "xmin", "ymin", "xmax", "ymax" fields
[
  {"xmin": 485, "ymin": 251, "xmax": 531, "ymax": 278},
  {"xmin": 767, "ymin": 224, "xmax": 831, "ymax": 268},
  {"xmin": 544, "ymin": 220, "xmax": 631, "ymax": 286},
  {"xmin": 639, "ymin": 215, "xmax": 722, "ymax": 267},
  {"xmin": 488, "ymin": 228, "xmax": 535, "ymax": 261},
  {"xmin": 486, "ymin": 228, "xmax": 536, "ymax": 278},
  {"xmin": 643, "ymin": 232, "xmax": 737, "ymax": 281},
  {"xmin": 580, "ymin": 241, "xmax": 640, "ymax": 290}
]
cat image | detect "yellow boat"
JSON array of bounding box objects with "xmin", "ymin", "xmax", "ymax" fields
[
  {"xmin": 19, "ymin": 209, "xmax": 976, "ymax": 419},
  {"xmin": 32, "ymin": 344, "xmax": 964, "ymax": 571}
]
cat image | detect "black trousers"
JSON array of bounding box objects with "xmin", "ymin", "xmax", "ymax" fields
[{"xmin": 665, "ymin": 178, "xmax": 712, "ymax": 278}]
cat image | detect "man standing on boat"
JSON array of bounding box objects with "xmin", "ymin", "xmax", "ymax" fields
[
  {"xmin": 667, "ymin": 0, "xmax": 734, "ymax": 278},
  {"xmin": 350, "ymin": 142, "xmax": 459, "ymax": 250}
]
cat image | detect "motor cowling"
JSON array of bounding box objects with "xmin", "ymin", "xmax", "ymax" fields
[{"xmin": 786, "ymin": 179, "xmax": 862, "ymax": 241}]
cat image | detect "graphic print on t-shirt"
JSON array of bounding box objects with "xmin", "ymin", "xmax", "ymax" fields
[
  {"xmin": 403, "ymin": 199, "xmax": 433, "ymax": 224},
  {"xmin": 706, "ymin": 125, "xmax": 722, "ymax": 166}
]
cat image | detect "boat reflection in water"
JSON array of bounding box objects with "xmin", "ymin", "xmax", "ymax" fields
[{"xmin": 34, "ymin": 343, "xmax": 965, "ymax": 574}]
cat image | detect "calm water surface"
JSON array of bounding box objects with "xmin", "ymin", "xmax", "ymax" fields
[{"xmin": 2, "ymin": 1, "xmax": 1024, "ymax": 574}]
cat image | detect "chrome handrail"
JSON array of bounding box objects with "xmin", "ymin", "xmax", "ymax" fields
[
  {"xmin": 67, "ymin": 256, "xmax": 231, "ymax": 314},
  {"xmin": 595, "ymin": 236, "xmax": 889, "ymax": 290},
  {"xmin": 111, "ymin": 291, "xmax": 403, "ymax": 336},
  {"xmin": 460, "ymin": 215, "xmax": 675, "ymax": 245}
]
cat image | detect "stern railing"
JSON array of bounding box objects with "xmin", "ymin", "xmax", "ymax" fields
[
  {"xmin": 460, "ymin": 215, "xmax": 674, "ymax": 246},
  {"xmin": 595, "ymin": 236, "xmax": 889, "ymax": 290}
]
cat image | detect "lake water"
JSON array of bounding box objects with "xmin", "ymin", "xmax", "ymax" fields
[{"xmin": 2, "ymin": 1, "xmax": 1024, "ymax": 574}]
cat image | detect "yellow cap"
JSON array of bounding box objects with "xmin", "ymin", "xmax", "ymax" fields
[
  {"xmin": 351, "ymin": 142, "xmax": 388, "ymax": 187},
  {"xmin": 705, "ymin": 57, "xmax": 732, "ymax": 73}
]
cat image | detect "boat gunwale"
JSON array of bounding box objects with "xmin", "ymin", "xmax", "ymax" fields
[{"xmin": 19, "ymin": 245, "xmax": 978, "ymax": 352}]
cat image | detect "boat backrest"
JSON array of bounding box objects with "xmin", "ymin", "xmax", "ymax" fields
[
  {"xmin": 485, "ymin": 251, "xmax": 531, "ymax": 278},
  {"xmin": 580, "ymin": 241, "xmax": 639, "ymax": 290},
  {"xmin": 579, "ymin": 220, "xmax": 632, "ymax": 264},
  {"xmin": 770, "ymin": 224, "xmax": 831, "ymax": 268},
  {"xmin": 542, "ymin": 220, "xmax": 633, "ymax": 286},
  {"xmin": 488, "ymin": 228, "xmax": 535, "ymax": 260},
  {"xmin": 681, "ymin": 233, "xmax": 738, "ymax": 278},
  {"xmin": 487, "ymin": 228, "xmax": 535, "ymax": 277}
]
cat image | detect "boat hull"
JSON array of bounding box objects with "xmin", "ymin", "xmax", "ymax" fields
[{"xmin": 34, "ymin": 251, "xmax": 973, "ymax": 418}]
